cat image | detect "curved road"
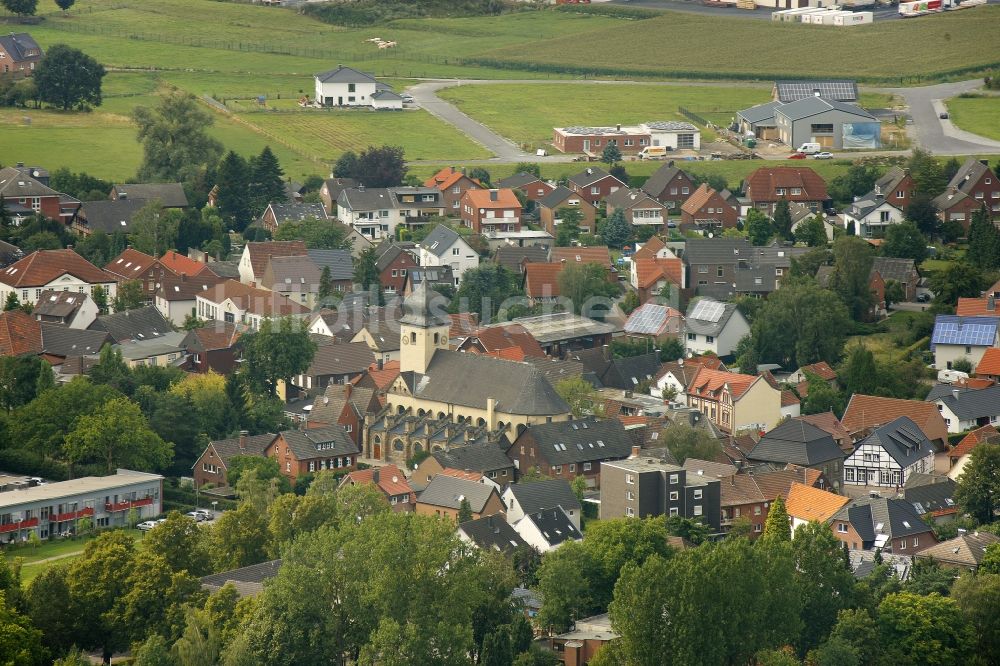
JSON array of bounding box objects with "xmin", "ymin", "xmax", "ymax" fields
[{"xmin": 408, "ymin": 78, "xmax": 1000, "ymax": 163}]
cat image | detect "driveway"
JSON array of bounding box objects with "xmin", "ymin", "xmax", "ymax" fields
[{"xmin": 885, "ymin": 79, "xmax": 1000, "ymax": 155}]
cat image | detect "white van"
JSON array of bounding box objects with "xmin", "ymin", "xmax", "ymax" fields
[
  {"xmin": 638, "ymin": 146, "xmax": 669, "ymax": 160},
  {"xmin": 797, "ymin": 143, "xmax": 822, "ymax": 154}
]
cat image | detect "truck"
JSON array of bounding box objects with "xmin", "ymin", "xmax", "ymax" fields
[{"xmin": 898, "ymin": 0, "xmax": 951, "ymax": 17}]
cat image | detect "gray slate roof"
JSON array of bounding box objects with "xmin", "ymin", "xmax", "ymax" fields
[
  {"xmin": 874, "ymin": 166, "xmax": 909, "ymax": 196},
  {"xmin": 419, "ymin": 225, "xmax": 463, "ymax": 258},
  {"xmin": 39, "ymin": 324, "xmax": 110, "ymax": 357},
  {"xmin": 201, "ymin": 559, "xmax": 282, "ymax": 597},
  {"xmin": 749, "ymin": 419, "xmax": 844, "ymax": 466},
  {"xmin": 948, "ymin": 158, "xmax": 994, "ymax": 195},
  {"xmin": 307, "ymin": 249, "xmax": 353, "ymax": 281},
  {"xmin": 831, "ymin": 495, "xmax": 931, "ymax": 544},
  {"xmin": 418, "ymin": 475, "xmax": 497, "ymax": 512},
  {"xmin": 934, "ymin": 385, "xmax": 1000, "ymax": 421},
  {"xmin": 847, "ymin": 195, "xmax": 900, "ymax": 221},
  {"xmin": 504, "ymin": 479, "xmax": 582, "ymax": 516},
  {"xmin": 684, "ymin": 238, "xmax": 752, "ymax": 265},
  {"xmin": 568, "ymin": 167, "xmax": 616, "ymax": 188},
  {"xmin": 263, "ymin": 202, "xmax": 327, "ymax": 224},
  {"xmin": 499, "ymin": 172, "xmax": 544, "ymax": 190},
  {"xmin": 77, "ymin": 199, "xmax": 148, "ymax": 233},
  {"xmin": 405, "ymin": 350, "xmax": 569, "ymax": 416},
  {"xmin": 0, "ymin": 167, "xmax": 58, "ymax": 199},
  {"xmin": 433, "ymin": 444, "xmax": 512, "ymax": 473},
  {"xmin": 459, "ymin": 515, "xmax": 529, "ymax": 554},
  {"xmin": 494, "ymin": 245, "xmax": 549, "ymax": 273},
  {"xmin": 683, "ymin": 299, "xmax": 742, "ymax": 337},
  {"xmin": 537, "ymin": 185, "xmax": 577, "ymax": 210},
  {"xmin": 112, "ymin": 183, "xmax": 189, "ymax": 208},
  {"xmin": 280, "ymin": 426, "xmax": 358, "ymax": 460},
  {"xmin": 0, "ymin": 33, "xmax": 42, "ymax": 62},
  {"xmin": 774, "ymin": 97, "xmax": 875, "ymax": 122},
  {"xmin": 399, "ymin": 281, "xmax": 451, "ymax": 328},
  {"xmin": 856, "ymin": 416, "xmax": 936, "ymax": 467},
  {"xmin": 89, "ymin": 306, "xmax": 171, "ymax": 344},
  {"xmin": 872, "ymin": 257, "xmax": 916, "ymax": 284},
  {"xmin": 206, "ymin": 433, "xmax": 278, "ymax": 466},
  {"xmin": 265, "ymin": 255, "xmax": 321, "ymax": 294},
  {"xmin": 315, "ymin": 65, "xmax": 377, "ymax": 84},
  {"xmin": 640, "ymin": 163, "xmax": 690, "ymax": 199},
  {"xmin": 902, "ymin": 473, "xmax": 957, "ymax": 515},
  {"xmin": 518, "ymin": 506, "xmax": 582, "ymax": 547},
  {"xmin": 522, "ymin": 416, "xmax": 632, "ymax": 465},
  {"xmin": 307, "ymin": 341, "xmax": 375, "ymax": 378},
  {"xmin": 736, "ymin": 100, "xmax": 784, "ymax": 125}
]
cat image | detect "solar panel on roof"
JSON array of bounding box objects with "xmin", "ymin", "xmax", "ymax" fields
[
  {"xmin": 691, "ymin": 300, "xmax": 724, "ymax": 323},
  {"xmin": 625, "ymin": 304, "xmax": 668, "ymax": 335}
]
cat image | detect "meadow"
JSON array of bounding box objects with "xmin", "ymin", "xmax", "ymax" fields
[{"xmin": 946, "ymin": 96, "xmax": 1000, "ymax": 142}]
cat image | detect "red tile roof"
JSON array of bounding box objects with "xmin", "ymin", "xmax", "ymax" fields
[
  {"xmin": 354, "ymin": 360, "xmax": 400, "ymax": 391},
  {"xmin": 464, "ymin": 188, "xmax": 521, "ymax": 210},
  {"xmin": 745, "ymin": 166, "xmax": 828, "ymax": 204},
  {"xmin": 618, "ymin": 415, "xmax": 650, "ymax": 427},
  {"xmin": 200, "ymin": 280, "xmax": 308, "ymax": 316},
  {"xmin": 687, "ymin": 367, "xmax": 757, "ymax": 400},
  {"xmin": 439, "ymin": 468, "xmax": 484, "ymax": 482},
  {"xmin": 523, "ymin": 262, "xmax": 562, "ymax": 298},
  {"xmin": 781, "ymin": 390, "xmax": 800, "ymax": 407},
  {"xmin": 552, "ymin": 246, "xmax": 612, "ymax": 269},
  {"xmin": 975, "ymin": 348, "xmax": 1000, "ymax": 377},
  {"xmin": 449, "ymin": 312, "xmax": 479, "ymax": 339},
  {"xmin": 956, "ymin": 297, "xmax": 998, "ymax": 317},
  {"xmin": 424, "ymin": 167, "xmax": 481, "ymax": 192},
  {"xmin": 841, "ymin": 394, "xmax": 949, "ymax": 443},
  {"xmin": 680, "ymin": 183, "xmax": 728, "ymax": 216},
  {"xmin": 799, "ymin": 361, "xmax": 837, "ymax": 381},
  {"xmin": 341, "ymin": 463, "xmax": 414, "ymax": 502},
  {"xmin": 632, "ymin": 236, "xmax": 666, "ymax": 261},
  {"xmin": 468, "ymin": 323, "xmax": 546, "ymax": 359},
  {"xmin": 785, "ymin": 482, "xmax": 850, "ymax": 523},
  {"xmin": 159, "ymin": 250, "xmax": 213, "ymax": 277},
  {"xmin": 949, "ymin": 425, "xmax": 1000, "ymax": 461},
  {"xmin": 0, "ymin": 310, "xmax": 42, "ymax": 356},
  {"xmin": 104, "ymin": 248, "xmax": 158, "ymax": 280},
  {"xmin": 245, "ymin": 241, "xmax": 307, "ymax": 278},
  {"xmin": 486, "ymin": 347, "xmax": 527, "ymax": 361},
  {"xmin": 1, "ymin": 249, "xmax": 115, "ymax": 288},
  {"xmin": 634, "ymin": 258, "xmax": 683, "ymax": 289},
  {"xmin": 188, "ymin": 322, "xmax": 241, "ymax": 350}
]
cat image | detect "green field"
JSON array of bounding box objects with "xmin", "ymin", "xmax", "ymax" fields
[
  {"xmin": 4, "ymin": 529, "xmax": 143, "ymax": 584},
  {"xmin": 946, "ymin": 96, "xmax": 1000, "ymax": 142}
]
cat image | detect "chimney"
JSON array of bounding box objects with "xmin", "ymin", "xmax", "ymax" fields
[
  {"xmin": 358, "ymin": 184, "xmax": 365, "ymax": 192},
  {"xmin": 377, "ymin": 358, "xmax": 383, "ymax": 371},
  {"xmin": 372, "ymin": 468, "xmax": 380, "ymax": 483},
  {"xmin": 602, "ymin": 344, "xmax": 610, "ymax": 361},
  {"xmin": 344, "ymin": 382, "xmax": 353, "ymax": 400},
  {"xmin": 616, "ymin": 124, "xmax": 621, "ymax": 132},
  {"xmin": 181, "ymin": 273, "xmax": 187, "ymax": 282},
  {"xmin": 988, "ymin": 296, "xmax": 996, "ymax": 312},
  {"xmin": 489, "ymin": 189, "xmax": 498, "ymax": 202},
  {"xmin": 953, "ymin": 389, "xmax": 961, "ymax": 400},
  {"xmin": 238, "ymin": 430, "xmax": 248, "ymax": 452},
  {"xmin": 630, "ymin": 445, "xmax": 641, "ymax": 458}
]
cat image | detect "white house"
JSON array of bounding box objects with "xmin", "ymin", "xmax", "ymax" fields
[
  {"xmin": 313, "ymin": 65, "xmax": 402, "ymax": 110},
  {"xmin": 843, "ymin": 195, "xmax": 905, "ymax": 239},
  {"xmin": 931, "ymin": 315, "xmax": 999, "ymax": 372},
  {"xmin": 0, "ymin": 249, "xmax": 117, "ymax": 307},
  {"xmin": 196, "ymin": 280, "xmax": 308, "ymax": 331},
  {"xmin": 501, "ymin": 479, "xmax": 582, "ymax": 532},
  {"xmin": 933, "ymin": 385, "xmax": 1000, "ymax": 434},
  {"xmin": 417, "ymin": 225, "xmax": 478, "ymax": 287},
  {"xmin": 683, "ymin": 299, "xmax": 750, "ymax": 357},
  {"xmin": 843, "ymin": 416, "xmax": 935, "ymax": 488},
  {"xmin": 511, "ymin": 506, "xmax": 582, "ymax": 553},
  {"xmin": 337, "ymin": 187, "xmax": 446, "ymax": 241}
]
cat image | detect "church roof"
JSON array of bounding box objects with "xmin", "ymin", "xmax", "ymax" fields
[{"xmin": 399, "ymin": 282, "xmax": 451, "ymax": 327}]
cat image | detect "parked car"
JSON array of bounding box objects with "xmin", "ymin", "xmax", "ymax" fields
[
  {"xmin": 137, "ymin": 520, "xmax": 159, "ymax": 531},
  {"xmin": 812, "ymin": 152, "xmax": 834, "ymax": 160},
  {"xmin": 916, "ymin": 292, "xmax": 930, "ymax": 303},
  {"xmin": 401, "ymin": 94, "xmax": 414, "ymax": 103},
  {"xmin": 186, "ymin": 511, "xmax": 207, "ymax": 522},
  {"xmin": 787, "ymin": 152, "xmax": 807, "ymax": 159},
  {"xmin": 939, "ymin": 112, "xmax": 949, "ymax": 119}
]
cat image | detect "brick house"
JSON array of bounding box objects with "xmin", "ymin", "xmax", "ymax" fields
[
  {"xmin": 413, "ymin": 444, "xmax": 516, "ymax": 487},
  {"xmin": 931, "ymin": 190, "xmax": 988, "ymax": 231},
  {"xmin": 505, "ymin": 417, "xmax": 633, "ymax": 488},
  {"xmin": 537, "ymin": 186, "xmax": 597, "ymax": 236},
  {"xmin": 193, "ymin": 431, "xmax": 277, "ymax": 489},
  {"xmin": 744, "ymin": 166, "xmax": 829, "ymax": 216},
  {"xmin": 105, "ymin": 248, "xmax": 179, "ymax": 304},
  {"xmin": 308, "ymin": 381, "xmax": 378, "ymax": 448},
  {"xmin": 339, "ymin": 464, "xmax": 416, "ymax": 512},
  {"xmin": 566, "ymin": 167, "xmax": 626, "ymax": 205},
  {"xmin": 424, "ymin": 166, "xmax": 482, "ymax": 213},
  {"xmin": 257, "ymin": 202, "xmax": 328, "ymax": 235},
  {"xmin": 415, "ymin": 475, "xmax": 505, "ymax": 522},
  {"xmin": 0, "ymin": 33, "xmax": 43, "ymax": 78},
  {"xmin": 605, "ymin": 188, "xmax": 668, "ymax": 230},
  {"xmin": 265, "ymin": 426, "xmax": 360, "ymax": 485},
  {"xmin": 0, "ymin": 166, "xmax": 70, "ymax": 222},
  {"xmin": 680, "ymin": 184, "xmax": 739, "ymax": 231},
  {"xmin": 460, "ymin": 189, "xmax": 522, "ymax": 234},
  {"xmin": 498, "ymin": 172, "xmax": 555, "ymax": 202},
  {"xmin": 720, "ymin": 466, "xmax": 827, "ymax": 538},
  {"xmin": 872, "ymin": 166, "xmax": 916, "ymax": 209},
  {"xmin": 374, "ymin": 240, "xmax": 418, "ymax": 295},
  {"xmin": 829, "ymin": 495, "xmax": 936, "ymax": 554},
  {"xmin": 640, "ymin": 163, "xmax": 695, "ymax": 211},
  {"xmin": 942, "ymin": 158, "xmax": 1000, "ymax": 218}
]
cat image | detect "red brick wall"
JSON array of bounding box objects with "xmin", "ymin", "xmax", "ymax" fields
[
  {"xmin": 379, "ymin": 252, "xmax": 417, "ymax": 294},
  {"xmin": 554, "ymin": 130, "xmax": 650, "ymax": 155},
  {"xmin": 569, "ymin": 177, "xmax": 624, "ymax": 205}
]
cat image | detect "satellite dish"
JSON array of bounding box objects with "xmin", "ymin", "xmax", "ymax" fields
[
  {"xmin": 32, "ymin": 170, "xmax": 40, "ymax": 178},
  {"xmin": 707, "ymin": 233, "xmax": 714, "ymax": 239}
]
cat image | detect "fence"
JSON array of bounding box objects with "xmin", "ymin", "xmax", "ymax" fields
[{"xmin": 677, "ymin": 106, "xmax": 709, "ymax": 126}]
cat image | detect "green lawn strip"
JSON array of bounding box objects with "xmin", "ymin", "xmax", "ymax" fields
[
  {"xmin": 4, "ymin": 529, "xmax": 144, "ymax": 584},
  {"xmin": 946, "ymin": 96, "xmax": 1000, "ymax": 142}
]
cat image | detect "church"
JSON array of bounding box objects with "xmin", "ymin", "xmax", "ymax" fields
[{"xmin": 363, "ymin": 284, "xmax": 572, "ymax": 464}]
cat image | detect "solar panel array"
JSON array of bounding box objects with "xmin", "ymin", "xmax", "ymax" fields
[
  {"xmin": 777, "ymin": 81, "xmax": 857, "ymax": 102},
  {"xmin": 931, "ymin": 318, "xmax": 999, "ymax": 347},
  {"xmin": 691, "ymin": 299, "xmax": 725, "ymax": 323},
  {"xmin": 644, "ymin": 120, "xmax": 698, "ymax": 132},
  {"xmin": 624, "ymin": 304, "xmax": 668, "ymax": 335}
]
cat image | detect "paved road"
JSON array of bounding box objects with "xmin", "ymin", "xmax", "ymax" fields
[{"xmin": 885, "ymin": 80, "xmax": 1000, "ymax": 154}]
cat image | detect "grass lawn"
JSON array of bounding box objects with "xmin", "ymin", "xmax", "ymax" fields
[
  {"xmin": 946, "ymin": 96, "xmax": 1000, "ymax": 143},
  {"xmin": 4, "ymin": 529, "xmax": 143, "ymax": 584},
  {"xmin": 437, "ymin": 83, "xmax": 772, "ymax": 150},
  {"xmin": 847, "ymin": 310, "xmax": 927, "ymax": 364}
]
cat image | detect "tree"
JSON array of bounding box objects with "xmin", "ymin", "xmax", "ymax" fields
[
  {"xmin": 129, "ymin": 200, "xmax": 182, "ymax": 257},
  {"xmin": 792, "ymin": 521, "xmax": 856, "ymax": 654},
  {"xmin": 480, "ymin": 629, "xmax": 511, "ymax": 666},
  {"xmin": 802, "ymin": 371, "xmax": 845, "ymax": 417},
  {"xmin": 791, "ymin": 247, "xmax": 832, "ymax": 278},
  {"xmin": 111, "ymin": 279, "xmax": 146, "ymax": 312},
  {"xmin": 954, "ymin": 443, "xmax": 1000, "ymax": 524},
  {"xmin": 795, "ymin": 214, "xmax": 828, "ymax": 247},
  {"xmin": 828, "ymin": 164, "xmax": 879, "ymax": 205},
  {"xmin": 513, "ymin": 162, "xmax": 541, "ymax": 178},
  {"xmin": 333, "ymin": 151, "xmax": 359, "ymax": 179},
  {"xmin": 33, "ymin": 44, "xmax": 104, "ymax": 110},
  {"xmin": 64, "ymin": 396, "xmax": 172, "ymax": 473},
  {"xmin": 55, "ymin": 0, "xmax": 75, "ymax": 11},
  {"xmin": 173, "ymin": 607, "xmax": 220, "ymax": 666},
  {"xmin": 557, "ymin": 262, "xmax": 620, "ymax": 315},
  {"xmin": 452, "ymin": 264, "xmax": 522, "ymax": 322},
  {"xmin": 906, "ymin": 194, "xmax": 940, "ymax": 237},
  {"xmin": 662, "ymin": 423, "xmax": 721, "ymax": 465},
  {"xmin": 239, "ymin": 316, "xmax": 317, "ymax": 396},
  {"xmin": 601, "ymin": 144, "xmax": 622, "ymax": 168},
  {"xmin": 0, "ymin": 355, "xmax": 52, "ymax": 411},
  {"xmin": 967, "ymin": 205, "xmax": 1000, "ymax": 270},
  {"xmin": 133, "ymin": 93, "xmax": 223, "ymax": 184},
  {"xmin": 214, "ymin": 151, "xmax": 252, "ymax": 230},
  {"xmin": 830, "ymin": 235, "xmax": 875, "ymax": 321},
  {"xmin": 982, "ymin": 543, "xmax": 1000, "ymax": 574},
  {"xmin": 952, "ymin": 572, "xmax": 1000, "ymax": 661},
  {"xmin": 554, "ymin": 376, "xmax": 600, "ymax": 418},
  {"xmin": 141, "ymin": 511, "xmax": 211, "ymax": 577},
  {"xmin": 601, "ymin": 209, "xmax": 630, "ymax": 249},
  {"xmin": 274, "ymin": 217, "xmax": 349, "ymax": 250},
  {"xmin": 354, "ymin": 145, "xmax": 406, "ymax": 187},
  {"xmin": 877, "ymin": 592, "xmax": 973, "ymax": 666},
  {"xmin": 839, "ymin": 344, "xmax": 878, "ymax": 397},
  {"xmin": 807, "ymin": 637, "xmax": 859, "ymax": 666},
  {"xmin": 469, "ymin": 168, "xmax": 492, "ymax": 188},
  {"xmin": 248, "ymin": 146, "xmax": 286, "ymax": 216},
  {"xmin": 554, "ymin": 207, "xmax": 583, "ymax": 247},
  {"xmin": 352, "ymin": 246, "xmax": 380, "ymax": 290},
  {"xmin": 0, "ymin": 589, "xmax": 47, "ymax": 666},
  {"xmin": 746, "ymin": 208, "xmax": 772, "ymax": 246},
  {"xmin": 908, "ymin": 148, "xmax": 946, "ymax": 197},
  {"xmin": 536, "ymin": 540, "xmax": 594, "ymax": 632},
  {"xmin": 91, "ymin": 284, "xmax": 109, "ymax": 313},
  {"xmin": 3, "ymin": 292, "xmax": 19, "ymax": 312},
  {"xmin": 25, "ymin": 566, "xmax": 75, "ymax": 657},
  {"xmin": 457, "ymin": 497, "xmax": 474, "ymax": 523},
  {"xmin": 761, "ymin": 495, "xmax": 790, "ymax": 543},
  {"xmin": 131, "ymin": 635, "xmax": 175, "ymax": 666},
  {"xmin": 772, "ymin": 198, "xmax": 793, "ymax": 241},
  {"xmin": 209, "ymin": 502, "xmax": 270, "ymax": 572},
  {"xmin": 581, "ymin": 517, "xmax": 678, "ymax": 610},
  {"xmin": 882, "ymin": 222, "xmax": 928, "ymax": 263},
  {"xmin": 928, "ymin": 260, "xmax": 986, "ymax": 306}
]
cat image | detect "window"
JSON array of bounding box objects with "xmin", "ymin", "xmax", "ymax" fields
[
  {"xmin": 810, "ymin": 123, "xmax": 834, "ymax": 134},
  {"xmin": 717, "ymin": 266, "xmax": 724, "ymax": 278},
  {"xmin": 669, "ymin": 507, "xmax": 679, "ymax": 516},
  {"xmin": 694, "ymin": 489, "xmax": 703, "ymax": 500},
  {"xmin": 698, "ymin": 265, "xmax": 708, "ymax": 273},
  {"xmin": 626, "ymin": 491, "xmax": 634, "ymax": 501},
  {"xmin": 845, "ymin": 468, "xmax": 856, "ymax": 482},
  {"xmin": 670, "ymin": 188, "xmax": 678, "ymax": 195},
  {"xmin": 669, "ymin": 474, "xmax": 679, "ymax": 484},
  {"xmin": 669, "ymin": 491, "xmax": 679, "ymax": 501},
  {"xmin": 754, "ymin": 506, "xmax": 762, "ymax": 516},
  {"xmin": 897, "ymin": 190, "xmax": 905, "ymax": 198},
  {"xmin": 913, "ymin": 537, "xmax": 919, "ymax": 547},
  {"xmin": 452, "ymin": 247, "xmax": 460, "ymax": 255},
  {"xmin": 706, "ymin": 336, "xmax": 714, "ymax": 344},
  {"xmin": 879, "ymin": 210, "xmax": 891, "ymax": 223},
  {"xmin": 626, "ymin": 474, "xmax": 634, "ymax": 485},
  {"xmin": 285, "ymin": 461, "xmax": 291, "ymax": 472},
  {"xmin": 688, "ymin": 333, "xmax": 696, "ymax": 341},
  {"xmin": 681, "ymin": 187, "xmax": 689, "ymax": 195},
  {"xmin": 553, "ymin": 466, "xmax": 562, "ymax": 475},
  {"xmin": 899, "ymin": 540, "xmax": 906, "ymax": 550},
  {"xmin": 348, "ymin": 83, "xmax": 356, "ymax": 93},
  {"xmin": 626, "ymin": 507, "xmax": 634, "ymax": 517},
  {"xmin": 693, "ymin": 505, "xmax": 702, "ymax": 516},
  {"xmin": 583, "ymin": 462, "xmax": 592, "ymax": 471},
  {"xmin": 591, "ymin": 186, "xmax": 600, "ymax": 195},
  {"xmin": 838, "ymin": 523, "xmax": 848, "ymax": 533},
  {"xmin": 776, "ymin": 188, "xmax": 786, "ymax": 196},
  {"xmin": 569, "ymin": 464, "xmax": 576, "ymax": 473},
  {"xmin": 791, "ymin": 188, "xmax": 802, "ymax": 195}
]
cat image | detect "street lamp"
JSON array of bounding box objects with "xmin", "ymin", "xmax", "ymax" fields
[{"xmin": 211, "ymin": 501, "xmax": 218, "ymax": 519}]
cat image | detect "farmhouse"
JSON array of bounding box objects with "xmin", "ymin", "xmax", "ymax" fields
[
  {"xmin": 0, "ymin": 33, "xmax": 43, "ymax": 78},
  {"xmin": 313, "ymin": 65, "xmax": 402, "ymax": 109}
]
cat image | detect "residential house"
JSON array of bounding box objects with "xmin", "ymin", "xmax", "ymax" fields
[
  {"xmin": 0, "ymin": 249, "xmax": 117, "ymax": 308},
  {"xmin": 576, "ymin": 349, "xmax": 661, "ymax": 391},
  {"xmin": 415, "ymin": 475, "xmax": 505, "ymax": 522},
  {"xmin": 390, "ymin": 186, "xmax": 447, "ymax": 233},
  {"xmin": 650, "ymin": 356, "xmax": 726, "ymax": 401},
  {"xmin": 914, "ymin": 532, "xmax": 1000, "ymax": 571},
  {"xmin": 843, "ymin": 416, "xmax": 936, "ymax": 488},
  {"xmin": 414, "ymin": 444, "xmax": 516, "ymax": 487},
  {"xmin": 682, "ymin": 298, "xmax": 750, "ymax": 358},
  {"xmin": 872, "ymin": 166, "xmax": 916, "ymax": 210},
  {"xmin": 32, "ymin": 290, "xmax": 98, "ymax": 329},
  {"xmin": 182, "ymin": 322, "xmax": 242, "ymax": 374},
  {"xmin": 841, "ymin": 394, "xmax": 950, "ymax": 448},
  {"xmin": 790, "ymin": 360, "xmax": 838, "ymax": 392},
  {"xmin": 976, "ymin": 347, "xmax": 1000, "ymax": 382},
  {"xmin": 5, "ymin": 316, "xmax": 111, "ymax": 363},
  {"xmin": 552, "ymin": 121, "xmax": 700, "ymax": 154},
  {"xmin": 292, "ymin": 340, "xmax": 375, "ymax": 392},
  {"xmin": 313, "ymin": 65, "xmax": 401, "ymax": 109},
  {"xmin": 551, "ymin": 246, "xmax": 614, "ymax": 273},
  {"xmin": 457, "ymin": 515, "xmax": 530, "ymax": 554},
  {"xmin": 549, "ymin": 614, "xmax": 618, "ymax": 665},
  {"xmin": 843, "ymin": 194, "xmax": 904, "ymax": 238},
  {"xmin": 238, "ymin": 240, "xmax": 307, "ymax": 287},
  {"xmin": 640, "ymin": 163, "xmax": 695, "ymax": 211},
  {"xmin": 600, "ymin": 455, "xmax": 721, "ymax": 529},
  {"xmin": 456, "ymin": 322, "xmax": 547, "ymax": 359},
  {"xmin": 111, "ymin": 183, "xmax": 189, "ymax": 209},
  {"xmin": 103, "ymin": 248, "xmax": 188, "ymax": 305},
  {"xmin": 931, "ymin": 189, "xmax": 983, "ymax": 230},
  {"xmin": 785, "ymin": 482, "xmax": 850, "ymax": 535},
  {"xmin": 306, "ymin": 248, "xmax": 354, "ymax": 294},
  {"xmin": 265, "ymin": 426, "xmax": 359, "ymax": 485},
  {"xmin": 749, "ymin": 418, "xmax": 846, "ymax": 490},
  {"xmin": 494, "ymin": 245, "xmax": 549, "ymax": 276},
  {"xmin": 200, "ymin": 559, "xmax": 282, "ymax": 598},
  {"xmin": 402, "ymin": 267, "xmax": 454, "ymax": 297},
  {"xmin": 719, "ymin": 466, "xmax": 826, "ymax": 538},
  {"xmin": 336, "ymin": 186, "xmax": 446, "ymax": 240},
  {"xmin": 511, "ymin": 507, "xmax": 582, "ymax": 553},
  {"xmin": 339, "ymin": 464, "xmax": 415, "ymax": 512},
  {"xmin": 948, "ymin": 425, "xmax": 999, "ymax": 481},
  {"xmin": 501, "ymin": 479, "xmax": 583, "ymax": 531},
  {"xmin": 155, "ymin": 272, "xmax": 226, "ymax": 327},
  {"xmin": 902, "ymin": 473, "xmax": 958, "ymax": 523},
  {"xmin": 537, "ymin": 186, "xmax": 598, "ymax": 237},
  {"xmin": 685, "ymin": 366, "xmax": 784, "ymax": 434},
  {"xmin": 0, "ymin": 166, "xmax": 73, "ymax": 222},
  {"xmin": 351, "ymin": 323, "xmax": 400, "ymax": 364},
  {"xmin": 0, "ymin": 33, "xmax": 43, "ymax": 77},
  {"xmin": 632, "ymin": 257, "xmax": 685, "ymax": 305},
  {"xmin": 259, "ymin": 254, "xmax": 322, "ymax": 309},
  {"xmin": 773, "ymin": 98, "xmax": 880, "ymax": 151},
  {"xmin": 684, "ymin": 238, "xmax": 752, "ymax": 298},
  {"xmin": 873, "ymin": 257, "xmax": 919, "ymax": 302},
  {"xmin": 423, "ymin": 166, "xmax": 482, "ymax": 213},
  {"xmin": 87, "ymin": 306, "xmax": 170, "ymax": 347},
  {"xmin": 680, "ymin": 183, "xmax": 739, "ymax": 231},
  {"xmin": 522, "ymin": 262, "xmax": 563, "ymax": 305},
  {"xmin": 309, "ymin": 381, "xmax": 378, "ymax": 447},
  {"xmin": 196, "ymin": 280, "xmax": 308, "ymax": 330},
  {"xmin": 744, "ymin": 166, "xmax": 829, "ymax": 216},
  {"xmin": 732, "ymin": 243, "xmax": 809, "ymax": 299},
  {"xmin": 318, "ymin": 177, "xmax": 358, "ymax": 214},
  {"xmin": 257, "ymin": 202, "xmax": 328, "ymax": 235},
  {"xmin": 374, "ymin": 240, "xmax": 418, "ymax": 295},
  {"xmin": 932, "ymin": 384, "xmax": 1000, "ymax": 434},
  {"xmin": 193, "ymin": 431, "xmax": 277, "ymax": 489},
  {"xmin": 939, "ymin": 158, "xmax": 1000, "ymax": 218},
  {"xmin": 498, "ymin": 172, "xmax": 554, "ymax": 202},
  {"xmin": 957, "ymin": 295, "xmax": 999, "ymax": 317},
  {"xmin": 115, "ymin": 331, "xmax": 188, "ymax": 369},
  {"xmin": 605, "ymin": 188, "xmax": 668, "ymax": 231},
  {"xmin": 830, "ymin": 495, "xmax": 936, "ymax": 553},
  {"xmin": 71, "ymin": 199, "xmax": 150, "ymax": 236},
  {"xmin": 506, "ymin": 417, "xmax": 633, "ymax": 488},
  {"xmin": 461, "ymin": 188, "xmax": 522, "ymax": 234},
  {"xmin": 417, "ymin": 225, "xmax": 478, "ymax": 286},
  {"xmin": 512, "ymin": 312, "xmax": 615, "ymax": 358},
  {"xmin": 931, "ymin": 315, "xmax": 999, "ymax": 371},
  {"xmin": 623, "ymin": 303, "xmax": 684, "ymax": 345},
  {"xmin": 566, "ymin": 167, "xmax": 625, "ymax": 205},
  {"xmin": 0, "ymin": 240, "xmax": 23, "ymax": 268}
]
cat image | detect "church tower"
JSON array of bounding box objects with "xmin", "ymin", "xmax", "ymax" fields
[{"xmin": 399, "ymin": 282, "xmax": 451, "ymax": 374}]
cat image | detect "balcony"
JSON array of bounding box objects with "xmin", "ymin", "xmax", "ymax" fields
[
  {"xmin": 51, "ymin": 507, "xmax": 94, "ymax": 523},
  {"xmin": 0, "ymin": 518, "xmax": 40, "ymax": 534},
  {"xmin": 105, "ymin": 497, "xmax": 154, "ymax": 512}
]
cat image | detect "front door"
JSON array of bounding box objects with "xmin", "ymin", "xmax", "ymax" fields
[
  {"xmin": 373, "ymin": 444, "xmax": 381, "ymax": 460},
  {"xmin": 868, "ymin": 471, "xmax": 877, "ymax": 484},
  {"xmin": 338, "ymin": 96, "xmax": 343, "ymax": 105},
  {"xmin": 583, "ymin": 139, "xmax": 590, "ymax": 153}
]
